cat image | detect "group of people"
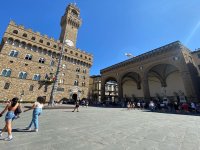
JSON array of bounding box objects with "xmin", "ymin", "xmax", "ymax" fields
[
  {"xmin": 127, "ymin": 101, "xmax": 146, "ymax": 110},
  {"xmin": 148, "ymin": 100, "xmax": 200, "ymax": 113},
  {"xmin": 0, "ymin": 96, "xmax": 45, "ymax": 141}
]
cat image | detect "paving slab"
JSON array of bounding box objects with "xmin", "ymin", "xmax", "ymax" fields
[{"xmin": 0, "ymin": 106, "xmax": 200, "ymax": 150}]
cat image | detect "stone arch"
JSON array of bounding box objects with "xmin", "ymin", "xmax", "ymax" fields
[
  {"xmin": 121, "ymin": 71, "xmax": 143, "ymax": 98},
  {"xmin": 147, "ymin": 63, "xmax": 186, "ymax": 98}
]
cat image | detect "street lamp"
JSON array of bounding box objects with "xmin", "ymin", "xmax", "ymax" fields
[
  {"xmin": 49, "ymin": 40, "xmax": 66, "ymax": 106},
  {"xmin": 125, "ymin": 53, "xmax": 134, "ymax": 58}
]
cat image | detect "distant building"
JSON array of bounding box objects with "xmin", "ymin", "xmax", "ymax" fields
[
  {"xmin": 100, "ymin": 41, "xmax": 200, "ymax": 102},
  {"xmin": 89, "ymin": 75, "xmax": 118, "ymax": 103},
  {"xmin": 0, "ymin": 4, "xmax": 93, "ymax": 102}
]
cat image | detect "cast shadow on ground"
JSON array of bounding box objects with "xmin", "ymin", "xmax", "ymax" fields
[{"xmin": 141, "ymin": 109, "xmax": 200, "ymax": 116}]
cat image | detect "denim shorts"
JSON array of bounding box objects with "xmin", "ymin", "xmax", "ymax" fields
[{"xmin": 5, "ymin": 111, "xmax": 15, "ymax": 121}]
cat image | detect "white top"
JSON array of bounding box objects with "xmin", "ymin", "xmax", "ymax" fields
[{"xmin": 35, "ymin": 102, "xmax": 43, "ymax": 109}]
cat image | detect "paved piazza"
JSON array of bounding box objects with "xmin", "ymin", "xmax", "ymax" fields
[{"xmin": 0, "ymin": 106, "xmax": 200, "ymax": 150}]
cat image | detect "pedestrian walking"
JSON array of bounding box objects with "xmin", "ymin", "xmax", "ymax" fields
[
  {"xmin": 23, "ymin": 96, "xmax": 46, "ymax": 132},
  {"xmin": 72, "ymin": 100, "xmax": 80, "ymax": 112},
  {"xmin": 0, "ymin": 97, "xmax": 19, "ymax": 141}
]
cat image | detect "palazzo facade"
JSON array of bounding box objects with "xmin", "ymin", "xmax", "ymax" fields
[
  {"xmin": 100, "ymin": 41, "xmax": 200, "ymax": 102},
  {"xmin": 0, "ymin": 4, "xmax": 93, "ymax": 102}
]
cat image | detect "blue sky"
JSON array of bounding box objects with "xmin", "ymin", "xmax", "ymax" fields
[{"xmin": 0, "ymin": 0, "xmax": 200, "ymax": 75}]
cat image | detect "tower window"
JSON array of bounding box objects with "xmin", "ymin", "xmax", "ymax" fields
[
  {"xmin": 13, "ymin": 30, "xmax": 18, "ymax": 34},
  {"xmin": 25, "ymin": 54, "xmax": 32, "ymax": 60},
  {"xmin": 47, "ymin": 42, "xmax": 50, "ymax": 46},
  {"xmin": 50, "ymin": 60, "xmax": 55, "ymax": 66},
  {"xmin": 80, "ymin": 55, "xmax": 82, "ymax": 58},
  {"xmin": 53, "ymin": 45, "xmax": 57, "ymax": 48},
  {"xmin": 70, "ymin": 51, "xmax": 73, "ymax": 54},
  {"xmin": 74, "ymin": 80, "xmax": 79, "ymax": 86},
  {"xmin": 18, "ymin": 71, "xmax": 27, "ymax": 79},
  {"xmin": 9, "ymin": 50, "xmax": 19, "ymax": 57},
  {"xmin": 33, "ymin": 74, "xmax": 41, "ymax": 81},
  {"xmin": 83, "ymin": 69, "xmax": 87, "ymax": 74},
  {"xmin": 4, "ymin": 82, "xmax": 10, "ymax": 89},
  {"xmin": 76, "ymin": 68, "xmax": 80, "ymax": 72},
  {"xmin": 31, "ymin": 37, "xmax": 36, "ymax": 40},
  {"xmin": 29, "ymin": 85, "xmax": 34, "ymax": 91},
  {"xmin": 27, "ymin": 44, "xmax": 32, "ymax": 50},
  {"xmin": 23, "ymin": 33, "xmax": 27, "ymax": 37},
  {"xmin": 82, "ymin": 82, "xmax": 85, "ymax": 87},
  {"xmin": 71, "ymin": 9, "xmax": 78, "ymax": 17},
  {"xmin": 13, "ymin": 40, "xmax": 20, "ymax": 47},
  {"xmin": 39, "ymin": 58, "xmax": 45, "ymax": 63},
  {"xmin": 39, "ymin": 39, "xmax": 43, "ymax": 43},
  {"xmin": 1, "ymin": 69, "xmax": 11, "ymax": 77}
]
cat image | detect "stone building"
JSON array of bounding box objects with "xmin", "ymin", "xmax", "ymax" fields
[
  {"xmin": 0, "ymin": 4, "xmax": 93, "ymax": 102},
  {"xmin": 89, "ymin": 75, "xmax": 118, "ymax": 104},
  {"xmin": 100, "ymin": 41, "xmax": 200, "ymax": 102}
]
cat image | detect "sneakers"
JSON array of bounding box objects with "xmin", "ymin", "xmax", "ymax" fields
[
  {"xmin": 33, "ymin": 129, "xmax": 38, "ymax": 132},
  {"xmin": 4, "ymin": 136, "xmax": 13, "ymax": 141}
]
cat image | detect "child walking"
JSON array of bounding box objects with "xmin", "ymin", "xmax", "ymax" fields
[
  {"xmin": 0, "ymin": 97, "xmax": 19, "ymax": 141},
  {"xmin": 24, "ymin": 96, "xmax": 45, "ymax": 132}
]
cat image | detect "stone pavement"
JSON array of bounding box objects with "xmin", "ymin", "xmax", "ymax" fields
[{"xmin": 0, "ymin": 105, "xmax": 200, "ymax": 150}]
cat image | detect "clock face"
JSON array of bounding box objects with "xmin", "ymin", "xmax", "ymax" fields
[{"xmin": 65, "ymin": 39, "xmax": 74, "ymax": 47}]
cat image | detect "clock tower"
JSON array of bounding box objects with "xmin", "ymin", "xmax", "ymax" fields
[{"xmin": 59, "ymin": 3, "xmax": 82, "ymax": 47}]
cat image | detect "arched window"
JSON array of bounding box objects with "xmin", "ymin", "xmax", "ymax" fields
[
  {"xmin": 25, "ymin": 54, "xmax": 32, "ymax": 60},
  {"xmin": 4, "ymin": 82, "xmax": 10, "ymax": 89},
  {"xmin": 32, "ymin": 45, "xmax": 37, "ymax": 52},
  {"xmin": 82, "ymin": 82, "xmax": 85, "ymax": 87},
  {"xmin": 20, "ymin": 42, "xmax": 26, "ymax": 49},
  {"xmin": 39, "ymin": 39, "xmax": 43, "ymax": 43},
  {"xmin": 53, "ymin": 45, "xmax": 57, "ymax": 48},
  {"xmin": 74, "ymin": 80, "xmax": 79, "ymax": 86},
  {"xmin": 27, "ymin": 44, "xmax": 32, "ymax": 50},
  {"xmin": 39, "ymin": 58, "xmax": 45, "ymax": 63},
  {"xmin": 76, "ymin": 68, "xmax": 80, "ymax": 72},
  {"xmin": 18, "ymin": 71, "xmax": 27, "ymax": 79},
  {"xmin": 7, "ymin": 38, "xmax": 13, "ymax": 45},
  {"xmin": 83, "ymin": 69, "xmax": 87, "ymax": 74},
  {"xmin": 31, "ymin": 37, "xmax": 36, "ymax": 40},
  {"xmin": 47, "ymin": 42, "xmax": 50, "ymax": 46},
  {"xmin": 23, "ymin": 33, "xmax": 27, "ymax": 37},
  {"xmin": 9, "ymin": 50, "xmax": 19, "ymax": 57},
  {"xmin": 13, "ymin": 30, "xmax": 18, "ymax": 34},
  {"xmin": 33, "ymin": 74, "xmax": 41, "ymax": 81},
  {"xmin": 13, "ymin": 40, "xmax": 20, "ymax": 47},
  {"xmin": 71, "ymin": 9, "xmax": 78, "ymax": 17},
  {"xmin": 38, "ymin": 47, "xmax": 42, "ymax": 53},
  {"xmin": 29, "ymin": 85, "xmax": 34, "ymax": 91},
  {"xmin": 1, "ymin": 69, "xmax": 11, "ymax": 77},
  {"xmin": 50, "ymin": 60, "xmax": 54, "ymax": 66}
]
